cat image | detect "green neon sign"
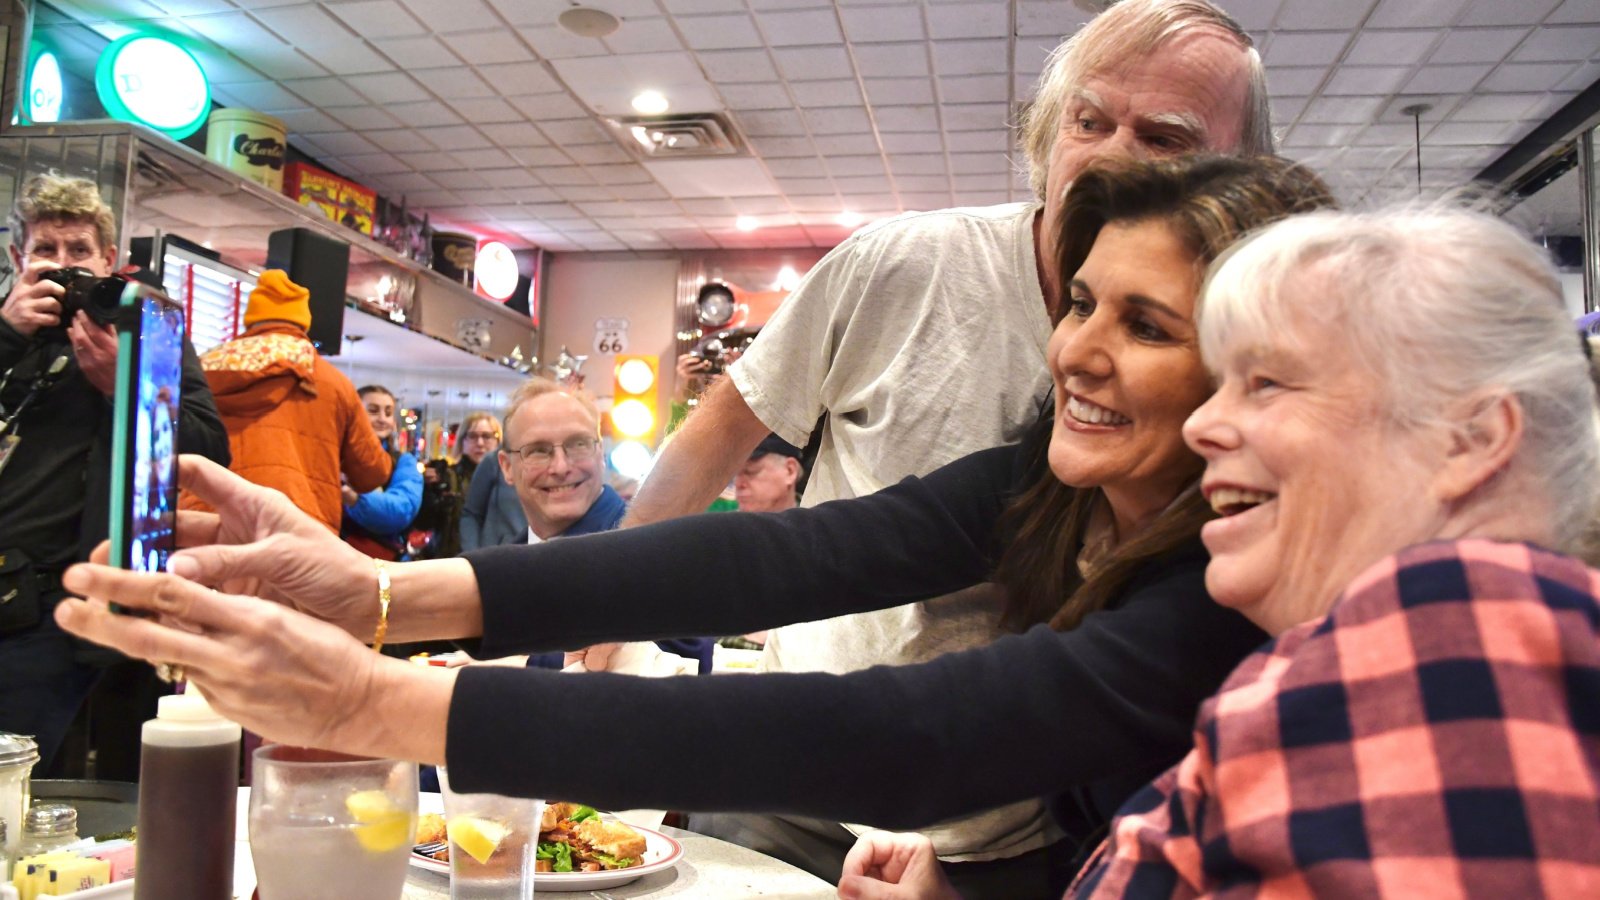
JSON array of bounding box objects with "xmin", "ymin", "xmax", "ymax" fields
[{"xmin": 95, "ymin": 34, "xmax": 210, "ymax": 139}]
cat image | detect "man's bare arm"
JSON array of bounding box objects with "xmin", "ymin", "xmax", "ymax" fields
[{"xmin": 624, "ymin": 377, "xmax": 773, "ymax": 526}]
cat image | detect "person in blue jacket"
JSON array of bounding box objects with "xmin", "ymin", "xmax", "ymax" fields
[
  {"xmin": 341, "ymin": 384, "xmax": 422, "ymax": 561},
  {"xmin": 496, "ymin": 377, "xmax": 712, "ymax": 673},
  {"xmin": 459, "ymin": 445, "xmax": 527, "ymax": 552}
]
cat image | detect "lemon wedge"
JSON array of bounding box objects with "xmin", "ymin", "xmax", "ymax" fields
[
  {"xmin": 448, "ymin": 815, "xmax": 511, "ymax": 865},
  {"xmin": 345, "ymin": 790, "xmax": 414, "ymax": 854}
]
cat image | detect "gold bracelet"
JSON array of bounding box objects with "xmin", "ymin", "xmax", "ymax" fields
[{"xmin": 371, "ymin": 559, "xmax": 392, "ymax": 653}]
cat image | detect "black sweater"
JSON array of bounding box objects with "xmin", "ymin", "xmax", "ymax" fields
[{"xmin": 450, "ymin": 445, "xmax": 1266, "ymax": 854}]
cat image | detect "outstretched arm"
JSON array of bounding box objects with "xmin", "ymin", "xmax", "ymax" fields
[{"xmin": 623, "ymin": 377, "xmax": 770, "ymax": 526}]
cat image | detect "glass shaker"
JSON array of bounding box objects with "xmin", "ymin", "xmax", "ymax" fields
[
  {"xmin": 0, "ymin": 732, "xmax": 38, "ymax": 861},
  {"xmin": 18, "ymin": 803, "xmax": 78, "ymax": 857}
]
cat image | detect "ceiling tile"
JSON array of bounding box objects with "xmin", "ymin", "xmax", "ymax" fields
[
  {"xmin": 281, "ymin": 76, "xmax": 364, "ymax": 106},
  {"xmin": 1481, "ymin": 61, "xmax": 1579, "ymax": 90},
  {"xmin": 433, "ymin": 170, "xmax": 492, "ymax": 189},
  {"xmin": 320, "ymin": 44, "xmax": 398, "ymax": 76},
  {"xmin": 758, "ymin": 9, "xmax": 845, "ymax": 46},
  {"xmin": 215, "ymin": 79, "xmax": 304, "ymax": 111},
  {"xmin": 890, "ymin": 155, "xmax": 947, "ymax": 175},
  {"xmin": 775, "ymin": 176, "xmax": 835, "ymax": 194},
  {"xmin": 326, "ymin": 0, "xmax": 425, "ymax": 38},
  {"xmin": 509, "ymin": 93, "xmax": 590, "ymax": 120},
  {"xmin": 1346, "ymin": 29, "xmax": 1442, "ymax": 65},
  {"xmin": 397, "ymin": 0, "xmax": 501, "ymax": 33},
  {"xmin": 475, "ymin": 62, "xmax": 562, "ymax": 92},
  {"xmin": 1216, "ymin": 0, "xmax": 1283, "ymax": 30},
  {"xmin": 945, "ymin": 130, "xmax": 1008, "ymax": 152},
  {"xmin": 1403, "ymin": 63, "xmax": 1493, "ymax": 93},
  {"xmin": 1512, "ymin": 25, "xmax": 1600, "ymax": 61},
  {"xmin": 721, "ymin": 82, "xmax": 795, "ymax": 109},
  {"xmin": 439, "ymin": 29, "xmax": 532, "ymax": 65},
  {"xmin": 1300, "ymin": 95, "xmax": 1389, "ymax": 123},
  {"xmin": 773, "ymin": 45, "xmax": 853, "ymax": 79},
  {"xmin": 478, "ymin": 122, "xmax": 549, "ymax": 147},
  {"xmin": 414, "ymin": 126, "xmax": 492, "ymax": 150},
  {"xmin": 839, "ymin": 5, "xmax": 924, "ymax": 42},
  {"xmin": 864, "ymin": 77, "xmax": 938, "ymax": 105},
  {"xmin": 876, "ymin": 105, "xmax": 938, "ymax": 131},
  {"xmin": 1548, "ymin": 0, "xmax": 1600, "ymax": 24},
  {"xmin": 1277, "ymin": 0, "xmax": 1378, "ymax": 29},
  {"xmin": 853, "ymin": 43, "xmax": 928, "ymax": 78},
  {"xmin": 739, "ymin": 109, "xmax": 810, "ymax": 137},
  {"xmin": 345, "ymin": 72, "xmax": 430, "ymax": 104},
  {"xmin": 412, "ymin": 67, "xmax": 497, "ymax": 99},
  {"xmin": 517, "ymin": 24, "xmax": 611, "ymax": 60},
  {"xmin": 1460, "ymin": 0, "xmax": 1565, "ymax": 25},
  {"xmin": 387, "ymin": 100, "xmax": 465, "ymax": 127},
  {"xmin": 1262, "ymin": 66, "xmax": 1329, "ymax": 95},
  {"xmin": 1264, "ymin": 31, "xmax": 1352, "ymax": 66},
  {"xmin": 697, "ymin": 49, "xmax": 781, "ymax": 82},
  {"xmin": 805, "ymin": 106, "xmax": 872, "ymax": 134},
  {"xmin": 941, "ymin": 102, "xmax": 1008, "ymax": 131},
  {"xmin": 538, "ymin": 119, "xmax": 612, "ymax": 144},
  {"xmin": 451, "ymin": 148, "xmax": 518, "ymax": 169},
  {"xmin": 1323, "ymin": 65, "xmax": 1414, "ymax": 96},
  {"xmin": 1449, "ymin": 93, "xmax": 1551, "ymax": 120},
  {"xmin": 324, "ymin": 106, "xmax": 404, "ymax": 130},
  {"xmin": 680, "ymin": 14, "xmax": 764, "ymax": 50},
  {"xmin": 252, "ymin": 5, "xmax": 356, "ymax": 50},
  {"xmin": 448, "ymin": 98, "xmax": 524, "ymax": 123},
  {"xmin": 766, "ymin": 156, "xmax": 827, "ymax": 176},
  {"xmin": 1425, "ymin": 120, "xmax": 1526, "ymax": 143},
  {"xmin": 926, "ymin": 2, "xmax": 1006, "ymax": 38},
  {"xmin": 273, "ymin": 108, "xmax": 343, "ymax": 132},
  {"xmin": 1430, "ymin": 27, "xmax": 1532, "ymax": 63},
  {"xmin": 1557, "ymin": 58, "xmax": 1600, "ymax": 90},
  {"xmin": 507, "ymin": 147, "xmax": 576, "ymax": 167},
  {"xmin": 602, "ymin": 18, "xmax": 686, "ymax": 53},
  {"xmin": 813, "ymin": 133, "xmax": 882, "ymax": 154},
  {"xmin": 748, "ymin": 135, "xmax": 817, "ymax": 156},
  {"xmin": 933, "ymin": 39, "xmax": 1009, "ymax": 76},
  {"xmin": 373, "ymin": 37, "xmax": 462, "ymax": 70},
  {"xmin": 790, "ymin": 79, "xmax": 863, "ymax": 107},
  {"xmin": 1368, "ymin": 0, "xmax": 1471, "ymax": 27},
  {"xmin": 938, "ymin": 74, "xmax": 1008, "ymax": 103}
]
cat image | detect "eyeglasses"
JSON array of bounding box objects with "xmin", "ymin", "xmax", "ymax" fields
[
  {"xmin": 464, "ymin": 430, "xmax": 500, "ymax": 442},
  {"xmin": 504, "ymin": 436, "xmax": 599, "ymax": 468}
]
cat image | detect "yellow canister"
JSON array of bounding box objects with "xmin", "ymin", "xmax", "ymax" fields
[{"xmin": 205, "ymin": 108, "xmax": 287, "ymax": 191}]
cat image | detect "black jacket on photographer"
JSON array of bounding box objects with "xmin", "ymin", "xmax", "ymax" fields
[{"xmin": 0, "ymin": 312, "xmax": 229, "ymax": 593}]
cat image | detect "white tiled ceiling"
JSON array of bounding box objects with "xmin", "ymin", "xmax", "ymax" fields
[{"xmin": 34, "ymin": 0, "xmax": 1600, "ymax": 254}]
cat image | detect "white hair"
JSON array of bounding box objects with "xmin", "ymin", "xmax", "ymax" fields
[
  {"xmin": 1199, "ymin": 206, "xmax": 1600, "ymax": 551},
  {"xmin": 1018, "ymin": 0, "xmax": 1273, "ymax": 199}
]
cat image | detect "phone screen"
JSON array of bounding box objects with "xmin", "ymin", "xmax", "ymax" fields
[{"xmin": 109, "ymin": 284, "xmax": 185, "ymax": 580}]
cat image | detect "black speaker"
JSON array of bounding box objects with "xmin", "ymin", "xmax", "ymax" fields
[{"xmin": 267, "ymin": 227, "xmax": 350, "ymax": 356}]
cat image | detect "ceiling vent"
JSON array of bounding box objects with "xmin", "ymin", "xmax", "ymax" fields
[{"xmin": 606, "ymin": 113, "xmax": 748, "ymax": 160}]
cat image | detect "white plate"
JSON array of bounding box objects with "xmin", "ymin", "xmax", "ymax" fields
[{"xmin": 410, "ymin": 821, "xmax": 684, "ymax": 893}]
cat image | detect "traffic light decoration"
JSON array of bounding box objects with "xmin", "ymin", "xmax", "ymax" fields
[{"xmin": 611, "ymin": 354, "xmax": 660, "ymax": 448}]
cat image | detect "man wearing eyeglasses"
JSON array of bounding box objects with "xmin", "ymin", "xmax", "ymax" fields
[{"xmin": 495, "ymin": 377, "xmax": 713, "ymax": 672}]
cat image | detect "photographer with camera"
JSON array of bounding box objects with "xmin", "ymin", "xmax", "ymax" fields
[{"xmin": 0, "ymin": 172, "xmax": 230, "ymax": 775}]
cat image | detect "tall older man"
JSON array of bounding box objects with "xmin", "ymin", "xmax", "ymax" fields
[
  {"xmin": 495, "ymin": 378, "xmax": 712, "ymax": 673},
  {"xmin": 0, "ymin": 172, "xmax": 230, "ymax": 773},
  {"xmin": 631, "ymin": 0, "xmax": 1272, "ymax": 893}
]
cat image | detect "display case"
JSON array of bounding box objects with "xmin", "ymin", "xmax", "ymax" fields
[{"xmin": 0, "ymin": 121, "xmax": 537, "ymax": 364}]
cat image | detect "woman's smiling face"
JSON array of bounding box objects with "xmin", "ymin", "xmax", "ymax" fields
[
  {"xmin": 1183, "ymin": 294, "xmax": 1447, "ymax": 635},
  {"xmin": 1047, "ymin": 218, "xmax": 1212, "ymax": 533}
]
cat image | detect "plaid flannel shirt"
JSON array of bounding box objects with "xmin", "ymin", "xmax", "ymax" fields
[{"xmin": 1072, "ymin": 539, "xmax": 1600, "ymax": 898}]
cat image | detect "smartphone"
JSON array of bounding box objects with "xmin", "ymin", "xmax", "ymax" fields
[{"xmin": 107, "ymin": 281, "xmax": 185, "ymax": 611}]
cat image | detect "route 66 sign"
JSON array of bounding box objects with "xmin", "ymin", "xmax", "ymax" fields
[{"xmin": 593, "ymin": 317, "xmax": 628, "ymax": 355}]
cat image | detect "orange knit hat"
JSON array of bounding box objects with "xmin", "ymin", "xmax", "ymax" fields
[{"xmin": 244, "ymin": 269, "xmax": 311, "ymax": 330}]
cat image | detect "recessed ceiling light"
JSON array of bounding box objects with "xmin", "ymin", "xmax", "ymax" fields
[
  {"xmin": 631, "ymin": 90, "xmax": 669, "ymax": 115},
  {"xmin": 735, "ymin": 215, "xmax": 759, "ymax": 232},
  {"xmin": 557, "ymin": 6, "xmax": 620, "ymax": 38},
  {"xmin": 836, "ymin": 210, "xmax": 863, "ymax": 228}
]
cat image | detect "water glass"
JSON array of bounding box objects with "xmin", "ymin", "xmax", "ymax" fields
[
  {"xmin": 249, "ymin": 746, "xmax": 417, "ymax": 900},
  {"xmin": 437, "ymin": 766, "xmax": 541, "ymax": 899}
]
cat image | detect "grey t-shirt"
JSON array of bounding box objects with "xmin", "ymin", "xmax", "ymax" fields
[{"xmin": 729, "ymin": 201, "xmax": 1056, "ymax": 860}]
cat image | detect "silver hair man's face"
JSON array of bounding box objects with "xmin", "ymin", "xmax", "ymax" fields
[{"xmin": 1038, "ymin": 28, "xmax": 1252, "ymax": 304}]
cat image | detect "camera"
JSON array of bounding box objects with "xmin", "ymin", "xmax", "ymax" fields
[
  {"xmin": 37, "ymin": 266, "xmax": 129, "ymax": 332},
  {"xmin": 688, "ymin": 326, "xmax": 761, "ymax": 377}
]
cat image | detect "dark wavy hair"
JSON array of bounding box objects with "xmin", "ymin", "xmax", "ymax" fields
[{"xmin": 993, "ymin": 155, "xmax": 1337, "ymax": 632}]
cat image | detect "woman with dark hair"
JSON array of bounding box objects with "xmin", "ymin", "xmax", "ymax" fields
[{"xmin": 57, "ymin": 155, "xmax": 1336, "ymax": 892}]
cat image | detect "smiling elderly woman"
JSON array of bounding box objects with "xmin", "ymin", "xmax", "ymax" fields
[{"xmin": 1060, "ymin": 206, "xmax": 1600, "ymax": 896}]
